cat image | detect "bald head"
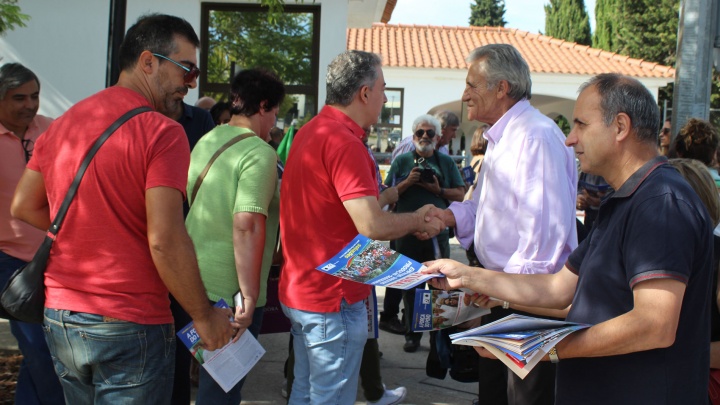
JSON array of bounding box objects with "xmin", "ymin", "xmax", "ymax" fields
[{"xmin": 195, "ymin": 96, "xmax": 216, "ymax": 111}]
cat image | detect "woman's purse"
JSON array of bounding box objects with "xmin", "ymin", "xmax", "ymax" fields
[{"xmin": 0, "ymin": 107, "xmax": 151, "ymax": 323}]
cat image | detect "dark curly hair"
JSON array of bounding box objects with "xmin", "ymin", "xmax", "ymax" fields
[
  {"xmin": 672, "ymin": 118, "xmax": 719, "ymax": 166},
  {"xmin": 230, "ymin": 68, "xmax": 285, "ymax": 117}
]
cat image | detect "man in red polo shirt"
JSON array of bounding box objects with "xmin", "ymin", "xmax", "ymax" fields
[{"xmin": 279, "ymin": 50, "xmax": 444, "ymax": 404}]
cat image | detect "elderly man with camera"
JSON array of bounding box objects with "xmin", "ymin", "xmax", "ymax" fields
[{"xmin": 383, "ymin": 114, "xmax": 466, "ymax": 352}]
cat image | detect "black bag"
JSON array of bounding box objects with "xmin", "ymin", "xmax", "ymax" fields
[{"xmin": 0, "ymin": 107, "xmax": 151, "ymax": 323}]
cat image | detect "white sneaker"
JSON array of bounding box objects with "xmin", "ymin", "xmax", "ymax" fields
[{"xmin": 367, "ymin": 386, "xmax": 407, "ymax": 405}]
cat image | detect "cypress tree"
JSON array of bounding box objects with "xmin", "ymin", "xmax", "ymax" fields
[
  {"xmin": 469, "ymin": 0, "xmax": 507, "ymax": 27},
  {"xmin": 544, "ymin": 0, "xmax": 592, "ymax": 45}
]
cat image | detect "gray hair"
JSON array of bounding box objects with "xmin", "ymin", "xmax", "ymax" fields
[
  {"xmin": 579, "ymin": 73, "xmax": 660, "ymax": 143},
  {"xmin": 412, "ymin": 114, "xmax": 442, "ymax": 135},
  {"xmin": 466, "ymin": 44, "xmax": 532, "ymax": 101},
  {"xmin": 326, "ymin": 50, "xmax": 382, "ymax": 106},
  {"xmin": 0, "ymin": 63, "xmax": 39, "ymax": 100},
  {"xmin": 434, "ymin": 110, "xmax": 459, "ymax": 128}
]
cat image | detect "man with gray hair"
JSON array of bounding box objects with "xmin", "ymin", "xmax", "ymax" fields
[
  {"xmin": 383, "ymin": 113, "xmax": 466, "ymax": 352},
  {"xmin": 425, "ymin": 43, "xmax": 578, "ymax": 404},
  {"xmin": 424, "ymin": 73, "xmax": 713, "ymax": 404},
  {"xmin": 390, "ymin": 110, "xmax": 459, "ymax": 160},
  {"xmin": 0, "ymin": 63, "xmax": 65, "ymax": 404},
  {"xmin": 279, "ymin": 50, "xmax": 444, "ymax": 404}
]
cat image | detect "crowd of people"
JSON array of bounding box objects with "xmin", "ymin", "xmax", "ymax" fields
[{"xmin": 2, "ymin": 10, "xmax": 720, "ymax": 405}]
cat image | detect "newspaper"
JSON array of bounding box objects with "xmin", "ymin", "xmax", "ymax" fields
[
  {"xmin": 411, "ymin": 289, "xmax": 489, "ymax": 331},
  {"xmin": 176, "ymin": 299, "xmax": 266, "ymax": 392},
  {"xmin": 316, "ymin": 234, "xmax": 442, "ymax": 289},
  {"xmin": 450, "ymin": 314, "xmax": 590, "ymax": 379}
]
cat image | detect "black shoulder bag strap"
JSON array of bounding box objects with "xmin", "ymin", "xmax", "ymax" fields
[
  {"xmin": 48, "ymin": 106, "xmax": 152, "ymax": 237},
  {"xmin": 189, "ymin": 132, "xmax": 255, "ymax": 205}
]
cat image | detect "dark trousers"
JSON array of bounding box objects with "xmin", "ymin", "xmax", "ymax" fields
[
  {"xmin": 169, "ymin": 295, "xmax": 193, "ymax": 405},
  {"xmin": 0, "ymin": 250, "xmax": 65, "ymax": 405},
  {"xmin": 477, "ymin": 307, "xmax": 556, "ymax": 405},
  {"xmin": 381, "ymin": 287, "xmax": 403, "ymax": 319}
]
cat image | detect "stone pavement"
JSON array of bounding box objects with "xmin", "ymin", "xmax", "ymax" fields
[{"xmin": 0, "ymin": 240, "xmax": 480, "ymax": 404}]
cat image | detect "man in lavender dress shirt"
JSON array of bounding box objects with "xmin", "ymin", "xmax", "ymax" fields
[{"xmin": 426, "ymin": 44, "xmax": 577, "ymax": 405}]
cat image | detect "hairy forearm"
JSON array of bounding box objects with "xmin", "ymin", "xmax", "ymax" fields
[
  {"xmin": 361, "ymin": 210, "xmax": 424, "ymax": 241},
  {"xmin": 150, "ymin": 232, "xmax": 212, "ymax": 321},
  {"xmin": 468, "ymin": 270, "xmax": 573, "ymax": 310},
  {"xmin": 443, "ymin": 186, "xmax": 466, "ymax": 202}
]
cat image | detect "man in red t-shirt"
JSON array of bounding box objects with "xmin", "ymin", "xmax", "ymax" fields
[
  {"xmin": 11, "ymin": 14, "xmax": 235, "ymax": 404},
  {"xmin": 279, "ymin": 50, "xmax": 444, "ymax": 404}
]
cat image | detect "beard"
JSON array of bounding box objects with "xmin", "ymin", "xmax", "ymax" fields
[{"xmin": 413, "ymin": 139, "xmax": 436, "ymax": 154}]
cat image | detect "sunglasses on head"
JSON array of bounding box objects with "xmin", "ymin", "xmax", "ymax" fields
[
  {"xmin": 152, "ymin": 53, "xmax": 201, "ymax": 83},
  {"xmin": 414, "ymin": 129, "xmax": 436, "ymax": 138}
]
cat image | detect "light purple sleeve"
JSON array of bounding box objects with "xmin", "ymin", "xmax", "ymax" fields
[
  {"xmin": 448, "ymin": 185, "xmax": 480, "ymax": 250},
  {"xmin": 504, "ymin": 131, "xmax": 577, "ymax": 274}
]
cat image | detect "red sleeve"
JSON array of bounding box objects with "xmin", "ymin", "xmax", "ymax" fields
[
  {"xmin": 146, "ymin": 123, "xmax": 190, "ymax": 197},
  {"xmin": 327, "ymin": 141, "xmax": 378, "ymax": 201}
]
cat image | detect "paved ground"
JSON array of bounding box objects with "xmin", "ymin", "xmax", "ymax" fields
[{"xmin": 0, "ymin": 240, "xmax": 479, "ymax": 404}]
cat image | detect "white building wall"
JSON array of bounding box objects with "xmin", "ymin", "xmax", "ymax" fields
[{"xmin": 1, "ymin": 0, "xmax": 349, "ymax": 118}]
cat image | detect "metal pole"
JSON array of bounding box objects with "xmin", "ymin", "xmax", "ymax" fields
[
  {"xmin": 105, "ymin": 0, "xmax": 127, "ymax": 88},
  {"xmin": 671, "ymin": 0, "xmax": 716, "ymax": 135}
]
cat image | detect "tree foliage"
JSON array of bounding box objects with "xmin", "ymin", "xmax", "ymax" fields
[
  {"xmin": 207, "ymin": 9, "xmax": 313, "ymax": 87},
  {"xmin": 0, "ymin": 0, "xmax": 29, "ymax": 35},
  {"xmin": 469, "ymin": 0, "xmax": 506, "ymax": 27},
  {"xmin": 543, "ymin": 0, "xmax": 591, "ymax": 45},
  {"xmin": 591, "ymin": 0, "xmax": 619, "ymax": 52}
]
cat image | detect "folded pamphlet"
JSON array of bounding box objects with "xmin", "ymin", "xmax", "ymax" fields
[
  {"xmin": 316, "ymin": 234, "xmax": 442, "ymax": 289},
  {"xmin": 411, "ymin": 289, "xmax": 489, "ymax": 331}
]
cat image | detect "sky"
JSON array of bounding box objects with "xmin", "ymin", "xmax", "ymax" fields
[{"xmin": 389, "ymin": 0, "xmax": 597, "ymax": 35}]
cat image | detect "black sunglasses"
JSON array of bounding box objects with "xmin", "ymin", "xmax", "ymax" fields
[
  {"xmin": 21, "ymin": 138, "xmax": 33, "ymax": 163},
  {"xmin": 414, "ymin": 129, "xmax": 436, "ymax": 138},
  {"xmin": 152, "ymin": 53, "xmax": 201, "ymax": 83}
]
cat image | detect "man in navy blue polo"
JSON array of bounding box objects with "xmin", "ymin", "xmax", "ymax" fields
[{"xmin": 423, "ymin": 73, "xmax": 713, "ymax": 404}]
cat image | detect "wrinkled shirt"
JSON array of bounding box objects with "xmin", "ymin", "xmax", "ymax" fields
[{"xmin": 449, "ymin": 100, "xmax": 577, "ymax": 274}]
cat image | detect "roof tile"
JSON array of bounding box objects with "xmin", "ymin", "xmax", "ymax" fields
[{"xmin": 347, "ymin": 24, "xmax": 675, "ymax": 78}]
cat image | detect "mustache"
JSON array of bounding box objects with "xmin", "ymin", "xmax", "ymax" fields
[{"xmin": 176, "ymin": 86, "xmax": 189, "ymax": 96}]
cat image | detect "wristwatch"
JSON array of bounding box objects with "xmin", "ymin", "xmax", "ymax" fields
[
  {"xmin": 502, "ymin": 301, "xmax": 510, "ymax": 309},
  {"xmin": 439, "ymin": 187, "xmax": 445, "ymax": 197},
  {"xmin": 548, "ymin": 347, "xmax": 559, "ymax": 363}
]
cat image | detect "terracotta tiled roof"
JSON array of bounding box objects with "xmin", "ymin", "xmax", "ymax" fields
[{"xmin": 347, "ymin": 24, "xmax": 675, "ymax": 78}]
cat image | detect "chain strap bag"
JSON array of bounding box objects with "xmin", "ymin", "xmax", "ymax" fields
[{"xmin": 0, "ymin": 106, "xmax": 151, "ymax": 323}]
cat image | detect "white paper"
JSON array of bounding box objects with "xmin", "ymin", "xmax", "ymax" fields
[{"xmin": 201, "ymin": 330, "xmax": 266, "ymax": 392}]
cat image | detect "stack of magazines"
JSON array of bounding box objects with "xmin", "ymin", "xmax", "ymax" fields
[{"xmin": 450, "ymin": 314, "xmax": 590, "ymax": 379}]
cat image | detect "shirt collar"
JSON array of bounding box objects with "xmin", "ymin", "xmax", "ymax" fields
[
  {"xmin": 320, "ymin": 105, "xmax": 366, "ymax": 140},
  {"xmin": 0, "ymin": 116, "xmax": 39, "ymax": 138},
  {"xmin": 611, "ymin": 156, "xmax": 668, "ymax": 199},
  {"xmin": 485, "ymin": 99, "xmax": 531, "ymax": 144}
]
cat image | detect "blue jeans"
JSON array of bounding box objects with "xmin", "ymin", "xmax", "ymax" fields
[
  {"xmin": 0, "ymin": 250, "xmax": 65, "ymax": 405},
  {"xmin": 42, "ymin": 309, "xmax": 175, "ymax": 405},
  {"xmin": 282, "ymin": 299, "xmax": 368, "ymax": 405},
  {"xmin": 195, "ymin": 306, "xmax": 265, "ymax": 405}
]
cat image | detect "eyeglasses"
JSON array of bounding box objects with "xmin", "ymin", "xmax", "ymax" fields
[
  {"xmin": 661, "ymin": 128, "xmax": 670, "ymax": 135},
  {"xmin": 414, "ymin": 129, "xmax": 436, "ymax": 138},
  {"xmin": 21, "ymin": 138, "xmax": 34, "ymax": 163},
  {"xmin": 152, "ymin": 53, "xmax": 200, "ymax": 83}
]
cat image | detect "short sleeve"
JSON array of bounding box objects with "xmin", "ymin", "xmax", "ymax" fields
[
  {"xmin": 146, "ymin": 124, "xmax": 190, "ymax": 197},
  {"xmin": 327, "ymin": 142, "xmax": 377, "ymax": 201},
  {"xmin": 233, "ymin": 143, "xmax": 277, "ymax": 215}
]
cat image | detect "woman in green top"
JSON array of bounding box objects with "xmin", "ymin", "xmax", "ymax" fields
[{"xmin": 185, "ymin": 68, "xmax": 285, "ymax": 405}]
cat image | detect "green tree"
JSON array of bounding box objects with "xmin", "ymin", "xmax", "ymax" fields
[
  {"xmin": 592, "ymin": 0, "xmax": 619, "ymax": 52},
  {"xmin": 0, "ymin": 0, "xmax": 29, "ymax": 35},
  {"xmin": 543, "ymin": 0, "xmax": 591, "ymax": 45},
  {"xmin": 469, "ymin": 0, "xmax": 506, "ymax": 27}
]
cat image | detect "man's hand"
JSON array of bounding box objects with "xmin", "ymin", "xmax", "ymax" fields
[
  {"xmin": 231, "ymin": 299, "xmax": 256, "ymax": 341},
  {"xmin": 576, "ymin": 193, "xmax": 588, "ymax": 211},
  {"xmin": 418, "ymin": 175, "xmax": 441, "ymax": 195},
  {"xmin": 193, "ymin": 306, "xmax": 237, "ymax": 351},
  {"xmin": 402, "ymin": 168, "xmax": 421, "ymax": 187},
  {"xmin": 474, "ymin": 347, "xmax": 499, "ymax": 360},
  {"xmin": 414, "ymin": 204, "xmax": 445, "ymax": 238},
  {"xmin": 414, "ymin": 206, "xmax": 454, "ymax": 240},
  {"xmin": 421, "ymin": 258, "xmax": 469, "ymax": 290},
  {"xmin": 379, "ymin": 186, "xmax": 399, "ymax": 207}
]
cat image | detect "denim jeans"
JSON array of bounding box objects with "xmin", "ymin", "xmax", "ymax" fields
[
  {"xmin": 0, "ymin": 250, "xmax": 65, "ymax": 405},
  {"xmin": 282, "ymin": 298, "xmax": 368, "ymax": 405},
  {"xmin": 42, "ymin": 309, "xmax": 175, "ymax": 405},
  {"xmin": 195, "ymin": 306, "xmax": 265, "ymax": 405}
]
